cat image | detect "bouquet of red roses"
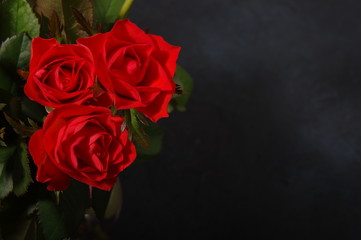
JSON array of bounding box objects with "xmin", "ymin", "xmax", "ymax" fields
[{"xmin": 0, "ymin": 0, "xmax": 192, "ymax": 239}]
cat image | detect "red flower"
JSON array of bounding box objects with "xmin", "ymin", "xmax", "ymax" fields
[
  {"xmin": 24, "ymin": 38, "xmax": 95, "ymax": 108},
  {"xmin": 77, "ymin": 19, "xmax": 181, "ymax": 122},
  {"xmin": 28, "ymin": 104, "xmax": 136, "ymax": 191}
]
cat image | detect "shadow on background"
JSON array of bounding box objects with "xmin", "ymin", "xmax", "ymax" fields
[{"xmin": 111, "ymin": 0, "xmax": 361, "ymax": 239}]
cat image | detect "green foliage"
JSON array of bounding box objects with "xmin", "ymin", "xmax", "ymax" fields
[
  {"xmin": 87, "ymin": 181, "xmax": 124, "ymax": 222},
  {"xmin": 0, "ymin": 33, "xmax": 31, "ymax": 103},
  {"xmin": 21, "ymin": 97, "xmax": 47, "ymax": 123},
  {"xmin": 135, "ymin": 123, "xmax": 164, "ymax": 162},
  {"xmin": 103, "ymin": 180, "xmax": 122, "ymax": 219},
  {"xmin": 38, "ymin": 181, "xmax": 89, "ymax": 240},
  {"xmin": 124, "ymin": 110, "xmax": 165, "ymax": 162},
  {"xmin": 32, "ymin": 0, "xmax": 93, "ymax": 43},
  {"xmin": 12, "ymin": 141, "xmax": 32, "ymax": 196},
  {"xmin": 0, "ymin": 141, "xmax": 32, "ymax": 199},
  {"xmin": 38, "ymin": 200, "xmax": 68, "ymax": 240},
  {"xmin": 0, "ymin": 145, "xmax": 16, "ymax": 199},
  {"xmin": 170, "ymin": 65, "xmax": 193, "ymax": 112},
  {"xmin": 0, "ymin": 33, "xmax": 31, "ymax": 71},
  {"xmin": 61, "ymin": 181, "xmax": 90, "ymax": 234},
  {"xmin": 118, "ymin": 0, "xmax": 134, "ymax": 19},
  {"xmin": 2, "ymin": 96, "xmax": 22, "ymax": 120},
  {"xmin": 4, "ymin": 113, "xmax": 37, "ymax": 137},
  {"xmin": 92, "ymin": 0, "xmax": 125, "ymax": 26},
  {"xmin": 0, "ymin": 0, "xmax": 40, "ymax": 42},
  {"xmin": 71, "ymin": 8, "xmax": 96, "ymax": 36},
  {"xmin": 91, "ymin": 188, "xmax": 111, "ymax": 219},
  {"xmin": 47, "ymin": 11, "xmax": 63, "ymax": 42},
  {"xmin": 124, "ymin": 109, "xmax": 151, "ymax": 148},
  {"xmin": 0, "ymin": 69, "xmax": 14, "ymax": 94}
]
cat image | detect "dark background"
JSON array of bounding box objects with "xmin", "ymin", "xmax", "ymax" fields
[{"xmin": 111, "ymin": 0, "xmax": 361, "ymax": 239}]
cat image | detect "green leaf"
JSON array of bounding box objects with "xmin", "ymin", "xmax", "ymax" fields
[
  {"xmin": 61, "ymin": 180, "xmax": 89, "ymax": 234},
  {"xmin": 71, "ymin": 7, "xmax": 96, "ymax": 36},
  {"xmin": 27, "ymin": 118, "xmax": 40, "ymax": 129},
  {"xmin": 4, "ymin": 112, "xmax": 36, "ymax": 137},
  {"xmin": 0, "ymin": 0, "xmax": 40, "ymax": 42},
  {"xmin": 0, "ymin": 145, "xmax": 16, "ymax": 199},
  {"xmin": 0, "ymin": 34, "xmax": 31, "ymax": 98},
  {"xmin": 92, "ymin": 0, "xmax": 124, "ymax": 26},
  {"xmin": 136, "ymin": 123, "xmax": 164, "ymax": 161},
  {"xmin": 0, "ymin": 146, "xmax": 16, "ymax": 171},
  {"xmin": 7, "ymin": 96, "xmax": 22, "ymax": 119},
  {"xmin": 0, "ymin": 141, "xmax": 32, "ymax": 199},
  {"xmin": 25, "ymin": 0, "xmax": 35, "ymax": 8},
  {"xmin": 37, "ymin": 13, "xmax": 51, "ymax": 39},
  {"xmin": 0, "ymin": 33, "xmax": 31, "ymax": 70},
  {"xmin": 21, "ymin": 96, "xmax": 47, "ymax": 123},
  {"xmin": 171, "ymin": 65, "xmax": 193, "ymax": 112},
  {"xmin": 0, "ymin": 169, "xmax": 13, "ymax": 199},
  {"xmin": 0, "ymin": 68, "xmax": 13, "ymax": 93},
  {"xmin": 32, "ymin": 0, "xmax": 93, "ymax": 43},
  {"xmin": 48, "ymin": 11, "xmax": 64, "ymax": 43},
  {"xmin": 91, "ymin": 188, "xmax": 111, "ymax": 219},
  {"xmin": 118, "ymin": 0, "xmax": 134, "ymax": 19},
  {"xmin": 124, "ymin": 109, "xmax": 150, "ymax": 148},
  {"xmin": 12, "ymin": 141, "xmax": 32, "ymax": 196},
  {"xmin": 23, "ymin": 218, "xmax": 38, "ymax": 240},
  {"xmin": 104, "ymin": 180, "xmax": 122, "ymax": 219},
  {"xmin": 38, "ymin": 201, "xmax": 68, "ymax": 240},
  {"xmin": 38, "ymin": 181, "xmax": 89, "ymax": 240}
]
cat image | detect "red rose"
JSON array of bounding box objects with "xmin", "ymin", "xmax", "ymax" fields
[
  {"xmin": 28, "ymin": 104, "xmax": 136, "ymax": 191},
  {"xmin": 77, "ymin": 19, "xmax": 181, "ymax": 122},
  {"xmin": 24, "ymin": 38, "xmax": 95, "ymax": 108}
]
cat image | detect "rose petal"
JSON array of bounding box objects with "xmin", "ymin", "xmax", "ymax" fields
[
  {"xmin": 28, "ymin": 129, "xmax": 70, "ymax": 191},
  {"xmin": 136, "ymin": 91, "xmax": 174, "ymax": 122},
  {"xmin": 148, "ymin": 34, "xmax": 181, "ymax": 76}
]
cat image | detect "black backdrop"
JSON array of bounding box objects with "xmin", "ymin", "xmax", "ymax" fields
[{"xmin": 111, "ymin": 0, "xmax": 361, "ymax": 239}]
